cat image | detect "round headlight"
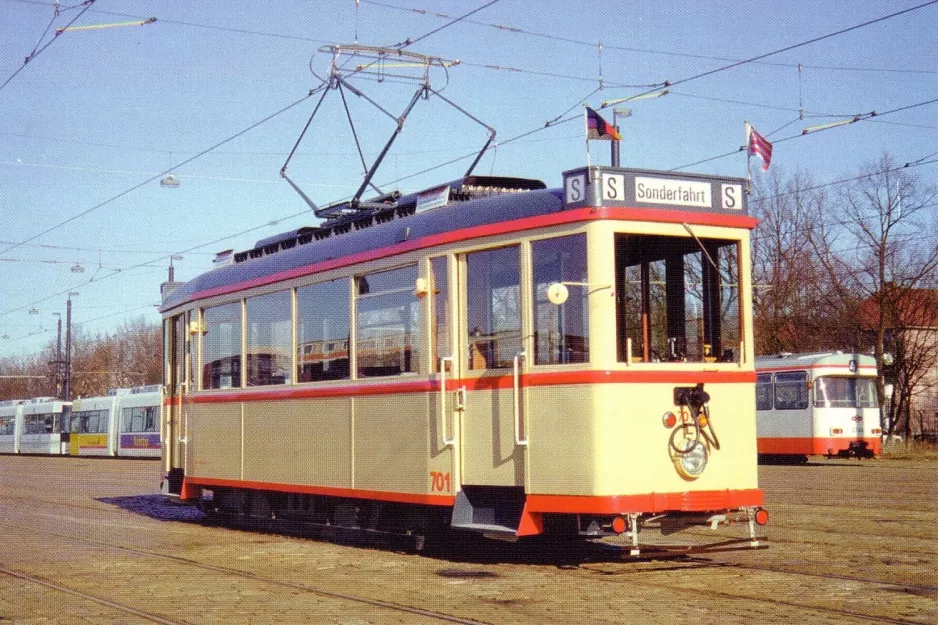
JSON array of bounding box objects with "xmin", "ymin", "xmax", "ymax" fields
[{"xmin": 676, "ymin": 440, "xmax": 708, "ymax": 479}]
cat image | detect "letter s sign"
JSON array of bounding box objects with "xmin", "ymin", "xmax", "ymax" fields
[
  {"xmin": 601, "ymin": 173, "xmax": 625, "ymax": 201},
  {"xmin": 721, "ymin": 184, "xmax": 742, "ymax": 210},
  {"xmin": 565, "ymin": 174, "xmax": 586, "ymax": 204}
]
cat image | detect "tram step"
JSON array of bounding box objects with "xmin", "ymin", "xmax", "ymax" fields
[{"xmin": 450, "ymin": 487, "xmax": 524, "ymax": 535}]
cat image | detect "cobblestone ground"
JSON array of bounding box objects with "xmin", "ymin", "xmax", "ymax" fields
[{"xmin": 0, "ymin": 455, "xmax": 935, "ymax": 624}]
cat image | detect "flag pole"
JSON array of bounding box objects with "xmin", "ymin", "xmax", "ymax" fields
[
  {"xmin": 585, "ymin": 106, "xmax": 592, "ymax": 168},
  {"xmin": 744, "ymin": 120, "xmax": 752, "ymax": 192}
]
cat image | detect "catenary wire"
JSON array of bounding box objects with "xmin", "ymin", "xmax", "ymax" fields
[
  {"xmin": 0, "ymin": 0, "xmax": 95, "ymax": 92},
  {"xmin": 0, "ymin": 89, "xmax": 320, "ymax": 258}
]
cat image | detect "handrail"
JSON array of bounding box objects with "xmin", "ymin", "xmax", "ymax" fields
[
  {"xmin": 513, "ymin": 350, "xmax": 528, "ymax": 446},
  {"xmin": 439, "ymin": 356, "xmax": 454, "ymax": 447}
]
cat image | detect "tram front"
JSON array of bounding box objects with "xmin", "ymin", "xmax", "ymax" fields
[{"xmin": 519, "ymin": 167, "xmax": 766, "ymax": 555}]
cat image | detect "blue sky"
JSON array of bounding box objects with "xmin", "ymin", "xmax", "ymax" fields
[{"xmin": 1, "ymin": 0, "xmax": 936, "ymax": 359}]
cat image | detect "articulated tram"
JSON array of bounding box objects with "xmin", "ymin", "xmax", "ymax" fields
[
  {"xmin": 159, "ymin": 165, "xmax": 767, "ymax": 554},
  {"xmin": 70, "ymin": 385, "xmax": 163, "ymax": 457},
  {"xmin": 0, "ymin": 386, "xmax": 161, "ymax": 458}
]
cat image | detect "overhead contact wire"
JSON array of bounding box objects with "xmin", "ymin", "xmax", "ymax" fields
[{"xmin": 0, "ymin": 90, "xmax": 319, "ymax": 257}]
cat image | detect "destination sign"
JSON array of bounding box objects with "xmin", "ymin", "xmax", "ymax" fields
[
  {"xmin": 562, "ymin": 166, "xmax": 747, "ymax": 214},
  {"xmin": 635, "ymin": 176, "xmax": 711, "ymax": 208}
]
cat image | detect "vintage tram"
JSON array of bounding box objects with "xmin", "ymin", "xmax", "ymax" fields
[{"xmin": 159, "ymin": 165, "xmax": 767, "ymax": 554}]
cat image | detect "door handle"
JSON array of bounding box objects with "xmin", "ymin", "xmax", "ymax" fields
[
  {"xmin": 513, "ymin": 350, "xmax": 528, "ymax": 446},
  {"xmin": 439, "ymin": 356, "xmax": 454, "ymax": 447}
]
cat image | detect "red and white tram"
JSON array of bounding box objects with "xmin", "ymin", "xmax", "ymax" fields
[
  {"xmin": 159, "ymin": 165, "xmax": 768, "ymax": 554},
  {"xmin": 756, "ymin": 352, "xmax": 882, "ymax": 461}
]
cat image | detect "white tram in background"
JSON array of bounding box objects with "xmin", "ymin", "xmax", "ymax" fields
[
  {"xmin": 70, "ymin": 385, "xmax": 163, "ymax": 458},
  {"xmin": 0, "ymin": 386, "xmax": 161, "ymax": 458},
  {"xmin": 0, "ymin": 397, "xmax": 71, "ymax": 455},
  {"xmin": 159, "ymin": 165, "xmax": 768, "ymax": 555},
  {"xmin": 755, "ymin": 352, "xmax": 882, "ymax": 461},
  {"xmin": 0, "ymin": 399, "xmax": 26, "ymax": 454}
]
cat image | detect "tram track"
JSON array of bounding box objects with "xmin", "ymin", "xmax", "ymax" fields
[
  {"xmin": 0, "ymin": 519, "xmax": 494, "ymax": 625},
  {"xmin": 575, "ymin": 558, "xmax": 932, "ymax": 625},
  {"xmin": 0, "ymin": 564, "xmax": 192, "ymax": 625},
  {"xmin": 580, "ymin": 539, "xmax": 938, "ymax": 594}
]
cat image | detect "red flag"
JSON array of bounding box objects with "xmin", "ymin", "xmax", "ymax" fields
[
  {"xmin": 586, "ymin": 107, "xmax": 622, "ymax": 141},
  {"xmin": 748, "ymin": 126, "xmax": 773, "ymax": 171}
]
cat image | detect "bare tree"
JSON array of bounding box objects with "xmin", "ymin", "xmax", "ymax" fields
[
  {"xmin": 813, "ymin": 154, "xmax": 938, "ymax": 437},
  {"xmin": 0, "ymin": 318, "xmax": 162, "ymax": 401},
  {"xmin": 751, "ymin": 168, "xmax": 858, "ymax": 354}
]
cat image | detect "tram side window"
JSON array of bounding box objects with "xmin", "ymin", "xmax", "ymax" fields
[
  {"xmin": 121, "ymin": 407, "xmax": 159, "ymax": 433},
  {"xmin": 756, "ymin": 373, "xmax": 773, "ymax": 410},
  {"xmin": 466, "ymin": 246, "xmax": 521, "ymax": 370},
  {"xmin": 430, "ymin": 257, "xmax": 450, "ymax": 372},
  {"xmin": 71, "ymin": 410, "xmax": 108, "ymax": 433},
  {"xmin": 246, "ymin": 290, "xmax": 292, "ymax": 387},
  {"xmin": 615, "ymin": 234, "xmax": 741, "ymax": 363},
  {"xmin": 356, "ymin": 266, "xmax": 420, "ymax": 377},
  {"xmin": 202, "ymin": 302, "xmax": 242, "ymax": 390},
  {"xmin": 532, "ymin": 234, "xmax": 589, "ymax": 365},
  {"xmin": 25, "ymin": 413, "xmax": 57, "ymax": 434},
  {"xmin": 0, "ymin": 417, "xmax": 12, "ymax": 435},
  {"xmin": 297, "ymin": 279, "xmax": 351, "ymax": 382},
  {"xmin": 774, "ymin": 371, "xmax": 809, "ymax": 410}
]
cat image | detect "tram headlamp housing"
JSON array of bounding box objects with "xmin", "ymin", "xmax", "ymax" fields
[{"xmin": 675, "ymin": 440, "xmax": 708, "ymax": 479}]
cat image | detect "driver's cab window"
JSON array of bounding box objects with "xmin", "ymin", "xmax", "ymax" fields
[{"xmin": 616, "ymin": 233, "xmax": 740, "ymax": 363}]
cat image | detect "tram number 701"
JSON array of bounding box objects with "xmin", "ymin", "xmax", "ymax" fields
[{"xmin": 429, "ymin": 471, "xmax": 451, "ymax": 492}]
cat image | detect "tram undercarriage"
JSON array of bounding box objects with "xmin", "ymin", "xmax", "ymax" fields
[{"xmin": 182, "ymin": 483, "xmax": 767, "ymax": 558}]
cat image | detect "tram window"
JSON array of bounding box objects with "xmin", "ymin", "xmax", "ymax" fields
[
  {"xmin": 25, "ymin": 413, "xmax": 57, "ymax": 434},
  {"xmin": 466, "ymin": 246, "xmax": 521, "ymax": 370},
  {"xmin": 202, "ymin": 302, "xmax": 243, "ymax": 390},
  {"xmin": 121, "ymin": 407, "xmax": 159, "ymax": 433},
  {"xmin": 167, "ymin": 314, "xmax": 187, "ymax": 390},
  {"xmin": 856, "ymin": 378, "xmax": 879, "ymax": 408},
  {"xmin": 297, "ymin": 279, "xmax": 351, "ymax": 382},
  {"xmin": 430, "ymin": 257, "xmax": 450, "ymax": 372},
  {"xmin": 246, "ymin": 290, "xmax": 292, "ymax": 387},
  {"xmin": 615, "ymin": 234, "xmax": 741, "ymax": 363},
  {"xmin": 774, "ymin": 371, "xmax": 809, "ymax": 410},
  {"xmin": 186, "ymin": 311, "xmax": 195, "ymax": 388},
  {"xmin": 356, "ymin": 266, "xmax": 420, "ymax": 377},
  {"xmin": 756, "ymin": 373, "xmax": 773, "ymax": 410},
  {"xmin": 71, "ymin": 410, "xmax": 107, "ymax": 433},
  {"xmin": 814, "ymin": 376, "xmax": 880, "ymax": 409},
  {"xmin": 0, "ymin": 418, "xmax": 12, "ymax": 435},
  {"xmin": 532, "ymin": 234, "xmax": 589, "ymax": 365}
]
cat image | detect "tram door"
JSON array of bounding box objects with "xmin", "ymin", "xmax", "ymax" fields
[
  {"xmin": 430, "ymin": 257, "xmax": 460, "ymax": 496},
  {"xmin": 163, "ymin": 314, "xmax": 188, "ymax": 489},
  {"xmin": 455, "ymin": 246, "xmax": 528, "ymax": 490}
]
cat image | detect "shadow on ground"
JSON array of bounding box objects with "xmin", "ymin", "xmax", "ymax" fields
[{"xmin": 97, "ymin": 494, "xmax": 207, "ymax": 522}]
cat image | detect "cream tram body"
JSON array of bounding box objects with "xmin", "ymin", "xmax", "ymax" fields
[
  {"xmin": 160, "ymin": 166, "xmax": 765, "ymax": 548},
  {"xmin": 755, "ymin": 352, "xmax": 882, "ymax": 460}
]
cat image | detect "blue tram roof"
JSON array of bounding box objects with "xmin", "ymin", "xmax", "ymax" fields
[
  {"xmin": 160, "ymin": 178, "xmax": 561, "ymax": 313},
  {"xmin": 160, "ymin": 166, "xmax": 750, "ymax": 313}
]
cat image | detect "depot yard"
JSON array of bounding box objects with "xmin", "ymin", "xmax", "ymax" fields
[{"xmin": 0, "ymin": 454, "xmax": 935, "ymax": 624}]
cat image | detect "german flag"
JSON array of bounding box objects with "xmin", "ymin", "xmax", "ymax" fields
[{"xmin": 586, "ymin": 106, "xmax": 622, "ymax": 141}]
